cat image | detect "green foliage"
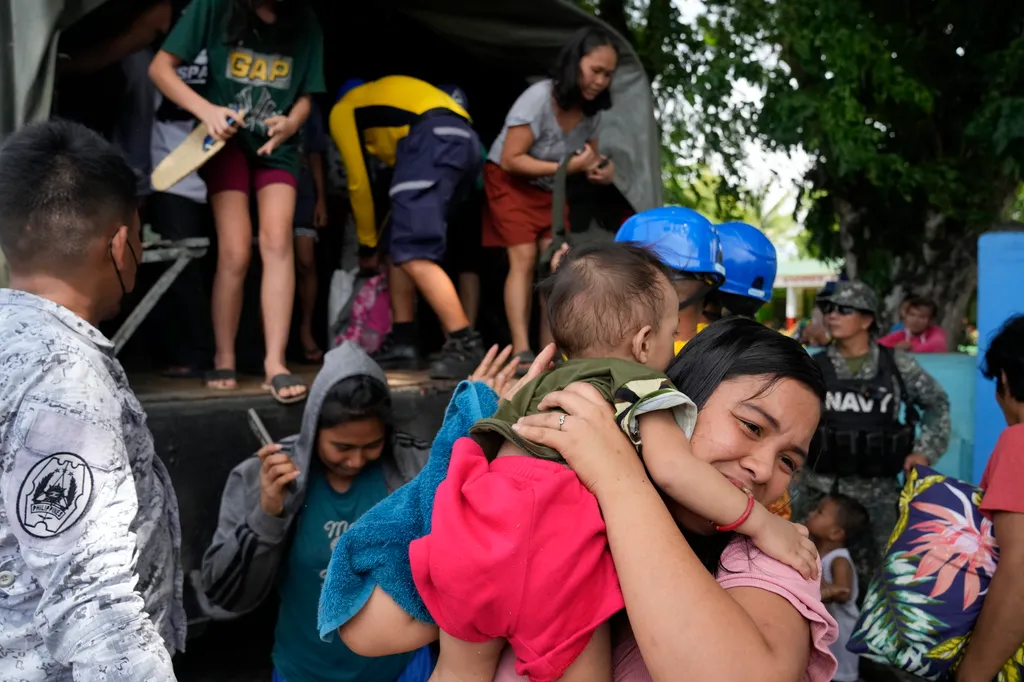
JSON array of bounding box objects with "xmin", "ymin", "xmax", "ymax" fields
[{"xmin": 583, "ymin": 0, "xmax": 1024, "ymax": 306}]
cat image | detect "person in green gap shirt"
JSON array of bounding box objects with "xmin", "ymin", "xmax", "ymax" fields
[
  {"xmin": 200, "ymin": 343, "xmax": 434, "ymax": 681},
  {"xmin": 149, "ymin": 0, "xmax": 325, "ymax": 404}
]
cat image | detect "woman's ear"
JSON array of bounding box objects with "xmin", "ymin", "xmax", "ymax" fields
[{"xmin": 631, "ymin": 325, "xmax": 653, "ymax": 364}]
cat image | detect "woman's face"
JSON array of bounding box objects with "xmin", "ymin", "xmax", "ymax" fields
[
  {"xmin": 668, "ymin": 375, "xmax": 821, "ymax": 533},
  {"xmin": 317, "ymin": 418, "xmax": 387, "ymax": 480},
  {"xmin": 578, "ymin": 45, "xmax": 618, "ymax": 100}
]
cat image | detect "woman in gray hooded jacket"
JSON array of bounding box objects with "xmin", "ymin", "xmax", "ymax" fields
[{"xmin": 198, "ymin": 342, "xmax": 431, "ymax": 682}]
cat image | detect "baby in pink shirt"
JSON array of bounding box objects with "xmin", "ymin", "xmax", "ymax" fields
[{"xmin": 492, "ymin": 537, "xmax": 839, "ymax": 682}]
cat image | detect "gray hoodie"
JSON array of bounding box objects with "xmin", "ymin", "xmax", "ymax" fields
[{"xmin": 197, "ymin": 343, "xmax": 430, "ymax": 617}]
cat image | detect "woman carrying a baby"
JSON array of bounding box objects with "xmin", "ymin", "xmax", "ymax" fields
[{"xmin": 335, "ymin": 243, "xmax": 839, "ymax": 682}]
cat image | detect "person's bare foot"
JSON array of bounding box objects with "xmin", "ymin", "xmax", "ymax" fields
[
  {"xmin": 204, "ymin": 368, "xmax": 237, "ymax": 390},
  {"xmin": 300, "ymin": 328, "xmax": 323, "ymax": 363},
  {"xmin": 207, "ymin": 353, "xmax": 238, "ymax": 389},
  {"xmin": 264, "ymin": 363, "xmax": 307, "ymax": 403}
]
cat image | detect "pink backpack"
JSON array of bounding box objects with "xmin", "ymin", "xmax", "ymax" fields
[{"xmin": 333, "ymin": 273, "xmax": 392, "ymax": 354}]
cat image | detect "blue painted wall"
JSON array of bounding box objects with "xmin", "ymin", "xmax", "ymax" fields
[
  {"xmin": 974, "ymin": 233, "xmax": 1024, "ymax": 483},
  {"xmin": 915, "ymin": 354, "xmax": 977, "ymax": 482}
]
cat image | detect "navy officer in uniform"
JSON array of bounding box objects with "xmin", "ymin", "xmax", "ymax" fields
[
  {"xmin": 791, "ymin": 280, "xmax": 950, "ymax": 592},
  {"xmin": 0, "ymin": 120, "xmax": 182, "ymax": 681}
]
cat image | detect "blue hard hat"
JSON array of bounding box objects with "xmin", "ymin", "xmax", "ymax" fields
[
  {"xmin": 437, "ymin": 83, "xmax": 469, "ymax": 112},
  {"xmin": 715, "ymin": 221, "xmax": 777, "ymax": 303},
  {"xmin": 615, "ymin": 207, "xmax": 726, "ymax": 283},
  {"xmin": 336, "ymin": 78, "xmax": 366, "ymax": 103}
]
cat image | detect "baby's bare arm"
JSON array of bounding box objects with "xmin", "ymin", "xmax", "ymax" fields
[
  {"xmin": 338, "ymin": 586, "xmax": 439, "ymax": 657},
  {"xmin": 639, "ymin": 412, "xmax": 819, "ymax": 579},
  {"xmin": 639, "ymin": 411, "xmax": 759, "ymax": 529}
]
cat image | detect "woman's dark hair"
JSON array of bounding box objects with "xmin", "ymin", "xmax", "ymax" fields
[
  {"xmin": 667, "ymin": 317, "xmax": 826, "ymax": 409},
  {"xmin": 666, "ymin": 317, "xmax": 827, "ymax": 573},
  {"xmin": 982, "ymin": 314, "xmax": 1024, "ymax": 402},
  {"xmin": 551, "ymin": 27, "xmax": 618, "ymax": 116},
  {"xmin": 318, "ymin": 374, "xmax": 394, "ymax": 432},
  {"xmin": 225, "ymin": 0, "xmax": 311, "ymax": 45}
]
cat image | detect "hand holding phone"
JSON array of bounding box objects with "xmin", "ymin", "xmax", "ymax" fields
[
  {"xmin": 248, "ymin": 408, "xmax": 274, "ymax": 447},
  {"xmin": 249, "ymin": 409, "xmax": 299, "ymax": 513}
]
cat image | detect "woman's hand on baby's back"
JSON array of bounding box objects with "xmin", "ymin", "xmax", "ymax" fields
[{"xmin": 514, "ymin": 382, "xmax": 645, "ymax": 496}]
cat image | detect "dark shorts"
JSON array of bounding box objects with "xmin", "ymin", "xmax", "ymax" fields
[
  {"xmin": 446, "ymin": 188, "xmax": 483, "ymax": 275},
  {"xmin": 200, "ymin": 138, "xmax": 297, "ymax": 196},
  {"xmin": 385, "ymin": 114, "xmax": 482, "ymax": 265},
  {"xmin": 294, "ymin": 181, "xmax": 318, "ymax": 241}
]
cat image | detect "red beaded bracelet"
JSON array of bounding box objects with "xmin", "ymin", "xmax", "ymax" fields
[{"xmin": 715, "ymin": 489, "xmax": 755, "ymax": 533}]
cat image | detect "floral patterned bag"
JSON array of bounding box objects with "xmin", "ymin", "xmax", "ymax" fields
[{"xmin": 848, "ymin": 465, "xmax": 1024, "ymax": 680}]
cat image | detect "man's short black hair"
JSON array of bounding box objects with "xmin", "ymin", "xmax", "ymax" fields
[
  {"xmin": 538, "ymin": 242, "xmax": 671, "ymax": 357},
  {"xmin": 827, "ymin": 493, "xmax": 870, "ymax": 545},
  {"xmin": 0, "ymin": 119, "xmax": 137, "ymax": 270},
  {"xmin": 982, "ymin": 314, "xmax": 1024, "ymax": 402},
  {"xmin": 905, "ymin": 295, "xmax": 938, "ymax": 321}
]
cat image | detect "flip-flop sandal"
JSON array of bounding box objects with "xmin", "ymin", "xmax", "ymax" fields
[
  {"xmin": 204, "ymin": 368, "xmax": 237, "ymax": 390},
  {"xmin": 264, "ymin": 373, "xmax": 308, "ymax": 405},
  {"xmin": 162, "ymin": 366, "xmax": 202, "ymax": 379}
]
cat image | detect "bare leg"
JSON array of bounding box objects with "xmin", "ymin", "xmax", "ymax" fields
[
  {"xmin": 558, "ymin": 622, "xmax": 612, "ymax": 682},
  {"xmin": 430, "ymin": 630, "xmax": 505, "ymax": 682},
  {"xmin": 387, "ymin": 259, "xmax": 418, "ymax": 325},
  {"xmin": 459, "ymin": 272, "xmax": 480, "ymax": 328},
  {"xmin": 294, "ymin": 235, "xmax": 320, "ymax": 358},
  {"xmin": 400, "ymin": 259, "xmax": 470, "ymax": 333},
  {"xmin": 208, "ymin": 190, "xmax": 252, "ymax": 389},
  {"xmin": 505, "ymin": 242, "xmax": 538, "ymax": 355},
  {"xmin": 255, "ymin": 183, "xmax": 304, "ymax": 400},
  {"xmin": 339, "ymin": 586, "xmax": 439, "ymax": 657}
]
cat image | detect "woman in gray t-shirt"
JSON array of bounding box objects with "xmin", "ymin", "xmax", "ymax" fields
[{"xmin": 483, "ymin": 27, "xmax": 619, "ymax": 370}]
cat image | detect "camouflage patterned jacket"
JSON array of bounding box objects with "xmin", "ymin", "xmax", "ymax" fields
[
  {"xmin": 802, "ymin": 342, "xmax": 951, "ymax": 495},
  {"xmin": 0, "ymin": 291, "xmax": 184, "ymax": 681}
]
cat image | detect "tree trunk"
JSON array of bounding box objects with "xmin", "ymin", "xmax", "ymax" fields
[
  {"xmin": 838, "ymin": 202, "xmax": 976, "ymax": 350},
  {"xmin": 877, "ymin": 215, "xmax": 976, "ymax": 351},
  {"xmin": 597, "ymin": 0, "xmax": 631, "ymax": 43}
]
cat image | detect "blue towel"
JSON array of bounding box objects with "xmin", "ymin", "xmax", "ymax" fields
[{"xmin": 318, "ymin": 380, "xmax": 499, "ymax": 640}]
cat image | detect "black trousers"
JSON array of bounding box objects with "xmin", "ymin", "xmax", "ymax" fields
[{"xmin": 148, "ymin": 192, "xmax": 215, "ymax": 370}]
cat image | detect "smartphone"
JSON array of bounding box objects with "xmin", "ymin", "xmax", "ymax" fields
[
  {"xmin": 248, "ymin": 408, "xmax": 296, "ymax": 491},
  {"xmin": 247, "ymin": 408, "xmax": 274, "ymax": 447},
  {"xmin": 597, "ymin": 155, "xmax": 611, "ymax": 169}
]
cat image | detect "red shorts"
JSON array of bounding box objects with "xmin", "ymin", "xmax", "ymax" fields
[
  {"xmin": 481, "ymin": 162, "xmax": 569, "ymax": 248},
  {"xmin": 199, "ymin": 138, "xmax": 297, "ymax": 196},
  {"xmin": 410, "ymin": 438, "xmax": 623, "ymax": 682}
]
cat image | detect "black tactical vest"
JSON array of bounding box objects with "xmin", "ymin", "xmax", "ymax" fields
[{"xmin": 812, "ymin": 346, "xmax": 918, "ymax": 478}]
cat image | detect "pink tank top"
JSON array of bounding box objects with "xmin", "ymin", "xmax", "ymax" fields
[{"xmin": 493, "ymin": 537, "xmax": 839, "ymax": 682}]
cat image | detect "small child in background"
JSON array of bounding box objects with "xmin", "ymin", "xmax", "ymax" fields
[{"xmin": 808, "ymin": 493, "xmax": 870, "ymax": 682}]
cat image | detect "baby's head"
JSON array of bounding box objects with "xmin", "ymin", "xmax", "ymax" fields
[
  {"xmin": 540, "ymin": 242, "xmax": 678, "ymax": 370},
  {"xmin": 807, "ymin": 494, "xmax": 869, "ymax": 549}
]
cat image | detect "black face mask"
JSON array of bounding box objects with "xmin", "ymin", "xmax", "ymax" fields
[{"xmin": 109, "ymin": 234, "xmax": 140, "ymax": 305}]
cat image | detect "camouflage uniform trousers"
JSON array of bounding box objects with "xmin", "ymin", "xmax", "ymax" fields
[{"xmin": 791, "ymin": 470, "xmax": 902, "ymax": 596}]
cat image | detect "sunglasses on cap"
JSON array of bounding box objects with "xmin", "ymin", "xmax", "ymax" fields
[{"xmin": 820, "ymin": 302, "xmax": 862, "ymax": 316}]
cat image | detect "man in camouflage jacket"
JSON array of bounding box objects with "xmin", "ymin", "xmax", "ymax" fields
[
  {"xmin": 0, "ymin": 122, "xmax": 183, "ymax": 681},
  {"xmin": 791, "ymin": 281, "xmax": 951, "ymax": 592}
]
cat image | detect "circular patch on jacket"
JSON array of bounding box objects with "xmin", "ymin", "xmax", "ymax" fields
[{"xmin": 16, "ymin": 453, "xmax": 94, "ymax": 538}]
